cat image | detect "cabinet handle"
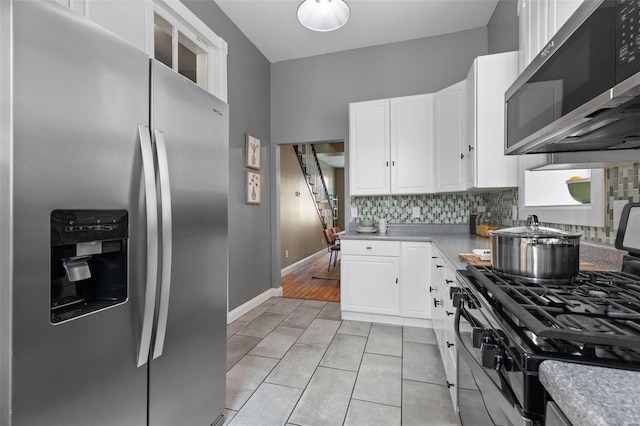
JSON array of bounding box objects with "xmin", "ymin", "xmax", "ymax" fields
[
  {"xmin": 468, "ymin": 144, "xmax": 474, "ymax": 152},
  {"xmin": 447, "ymin": 341, "xmax": 454, "ymax": 348},
  {"xmin": 447, "ymin": 381, "xmax": 455, "ymax": 389},
  {"xmin": 460, "ymin": 153, "xmax": 465, "ymax": 159},
  {"xmin": 434, "ymin": 298, "xmax": 441, "ymax": 308},
  {"xmin": 386, "ymin": 161, "xmax": 389, "ymax": 167},
  {"xmin": 395, "ymin": 278, "xmax": 398, "ymax": 284},
  {"xmin": 392, "ymin": 161, "xmax": 395, "ymax": 166},
  {"xmin": 431, "ymin": 256, "xmax": 439, "ymax": 259},
  {"xmin": 446, "ymin": 279, "xmax": 453, "ymax": 284},
  {"xmin": 366, "ymin": 247, "xmax": 372, "ymax": 250},
  {"xmin": 446, "ymin": 311, "xmax": 454, "ymax": 316},
  {"xmin": 429, "ymin": 286, "xmax": 435, "ymax": 293},
  {"xmin": 436, "ymin": 265, "xmax": 444, "ymax": 269}
]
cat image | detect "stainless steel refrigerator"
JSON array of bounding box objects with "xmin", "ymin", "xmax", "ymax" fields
[{"xmin": 0, "ymin": 1, "xmax": 228, "ymax": 425}]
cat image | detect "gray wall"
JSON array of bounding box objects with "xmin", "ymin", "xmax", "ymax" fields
[
  {"xmin": 270, "ymin": 27, "xmax": 488, "ymax": 145},
  {"xmin": 487, "ymin": 0, "xmax": 519, "ymax": 54},
  {"xmin": 183, "ymin": 1, "xmax": 272, "ymax": 312}
]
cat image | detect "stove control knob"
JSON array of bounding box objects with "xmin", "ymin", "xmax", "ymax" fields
[
  {"xmin": 472, "ymin": 328, "xmax": 495, "ymax": 348},
  {"xmin": 481, "ymin": 343, "xmax": 503, "ymax": 370}
]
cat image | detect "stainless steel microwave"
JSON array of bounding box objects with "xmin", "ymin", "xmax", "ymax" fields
[{"xmin": 505, "ymin": 0, "xmax": 640, "ymax": 155}]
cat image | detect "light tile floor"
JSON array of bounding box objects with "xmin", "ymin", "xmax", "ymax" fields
[{"xmin": 225, "ymin": 297, "xmax": 497, "ymax": 426}]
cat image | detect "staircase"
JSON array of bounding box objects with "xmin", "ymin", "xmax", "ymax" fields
[{"xmin": 293, "ymin": 144, "xmax": 337, "ymax": 230}]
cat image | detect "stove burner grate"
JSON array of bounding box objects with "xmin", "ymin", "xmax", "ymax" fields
[{"xmin": 468, "ymin": 266, "xmax": 640, "ymax": 348}]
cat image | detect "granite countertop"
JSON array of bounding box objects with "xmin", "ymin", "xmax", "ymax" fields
[
  {"xmin": 341, "ymin": 223, "xmax": 622, "ymax": 270},
  {"xmin": 540, "ymin": 360, "xmax": 640, "ymax": 426},
  {"xmin": 341, "ymin": 224, "xmax": 490, "ymax": 269}
]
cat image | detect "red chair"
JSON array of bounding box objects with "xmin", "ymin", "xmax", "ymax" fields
[{"xmin": 323, "ymin": 229, "xmax": 340, "ymax": 272}]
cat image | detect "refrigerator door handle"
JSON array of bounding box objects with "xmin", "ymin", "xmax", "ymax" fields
[
  {"xmin": 137, "ymin": 125, "xmax": 159, "ymax": 368},
  {"xmin": 152, "ymin": 129, "xmax": 173, "ymax": 359}
]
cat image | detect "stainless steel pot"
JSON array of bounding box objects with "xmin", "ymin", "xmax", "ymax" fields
[{"xmin": 489, "ymin": 215, "xmax": 581, "ymax": 282}]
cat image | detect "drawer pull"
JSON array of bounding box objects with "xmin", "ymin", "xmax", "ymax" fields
[
  {"xmin": 446, "ymin": 311, "xmax": 454, "ymax": 316},
  {"xmin": 447, "ymin": 341, "xmax": 454, "ymax": 348}
]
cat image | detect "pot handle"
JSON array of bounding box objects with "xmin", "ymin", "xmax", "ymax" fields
[{"xmin": 526, "ymin": 214, "xmax": 539, "ymax": 231}]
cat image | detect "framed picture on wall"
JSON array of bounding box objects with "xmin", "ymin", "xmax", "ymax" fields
[
  {"xmin": 245, "ymin": 133, "xmax": 261, "ymax": 169},
  {"xmin": 246, "ymin": 170, "xmax": 261, "ymax": 205}
]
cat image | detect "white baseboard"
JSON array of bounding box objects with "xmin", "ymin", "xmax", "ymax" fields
[
  {"xmin": 281, "ymin": 249, "xmax": 326, "ymax": 277},
  {"xmin": 227, "ymin": 287, "xmax": 283, "ymax": 324},
  {"xmin": 341, "ymin": 311, "xmax": 433, "ymax": 328}
]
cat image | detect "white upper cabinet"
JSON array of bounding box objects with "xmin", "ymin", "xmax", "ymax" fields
[
  {"xmin": 518, "ymin": 0, "xmax": 583, "ymax": 71},
  {"xmin": 55, "ymin": 0, "xmax": 228, "ymax": 102},
  {"xmin": 349, "ymin": 94, "xmax": 434, "ymax": 196},
  {"xmin": 465, "ymin": 51, "xmax": 519, "ymax": 190},
  {"xmin": 349, "ymin": 99, "xmax": 391, "ymax": 195},
  {"xmin": 390, "ymin": 95, "xmax": 434, "ymax": 194},
  {"xmin": 434, "ymin": 80, "xmax": 466, "ymax": 193}
]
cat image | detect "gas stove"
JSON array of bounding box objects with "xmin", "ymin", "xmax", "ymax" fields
[
  {"xmin": 461, "ymin": 266, "xmax": 640, "ymax": 366},
  {"xmin": 455, "ymin": 266, "xmax": 640, "ymax": 426}
]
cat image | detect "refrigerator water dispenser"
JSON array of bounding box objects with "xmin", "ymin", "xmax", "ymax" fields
[{"xmin": 50, "ymin": 210, "xmax": 128, "ymax": 323}]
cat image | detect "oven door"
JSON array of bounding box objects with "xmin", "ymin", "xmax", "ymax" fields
[{"xmin": 454, "ymin": 306, "xmax": 535, "ymax": 426}]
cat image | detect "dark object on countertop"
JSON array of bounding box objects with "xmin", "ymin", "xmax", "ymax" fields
[{"xmin": 469, "ymin": 213, "xmax": 478, "ymax": 234}]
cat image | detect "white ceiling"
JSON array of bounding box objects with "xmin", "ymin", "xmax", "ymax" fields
[{"xmin": 214, "ymin": 0, "xmax": 501, "ymax": 63}]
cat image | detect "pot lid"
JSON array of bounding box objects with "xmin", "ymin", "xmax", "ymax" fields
[{"xmin": 490, "ymin": 215, "xmax": 582, "ymax": 239}]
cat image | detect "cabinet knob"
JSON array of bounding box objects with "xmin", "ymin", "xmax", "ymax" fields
[
  {"xmin": 433, "ymin": 298, "xmax": 441, "ymax": 308},
  {"xmin": 468, "ymin": 144, "xmax": 474, "ymax": 152},
  {"xmin": 431, "ymin": 256, "xmax": 439, "ymax": 259},
  {"xmin": 436, "ymin": 265, "xmax": 444, "ymax": 269},
  {"xmin": 460, "ymin": 153, "xmax": 465, "ymax": 159},
  {"xmin": 429, "ymin": 286, "xmax": 435, "ymax": 293},
  {"xmin": 446, "ymin": 381, "xmax": 455, "ymax": 389},
  {"xmin": 446, "ymin": 341, "xmax": 454, "ymax": 348},
  {"xmin": 366, "ymin": 247, "xmax": 372, "ymax": 250},
  {"xmin": 386, "ymin": 161, "xmax": 389, "ymax": 167},
  {"xmin": 445, "ymin": 279, "xmax": 453, "ymax": 284},
  {"xmin": 446, "ymin": 311, "xmax": 454, "ymax": 316}
]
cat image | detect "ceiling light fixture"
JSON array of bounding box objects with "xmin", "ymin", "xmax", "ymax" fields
[{"xmin": 297, "ymin": 0, "xmax": 351, "ymax": 32}]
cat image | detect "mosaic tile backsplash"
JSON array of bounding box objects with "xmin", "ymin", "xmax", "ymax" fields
[{"xmin": 351, "ymin": 163, "xmax": 640, "ymax": 246}]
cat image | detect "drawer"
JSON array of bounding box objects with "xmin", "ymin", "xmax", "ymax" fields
[{"xmin": 341, "ymin": 240, "xmax": 400, "ymax": 256}]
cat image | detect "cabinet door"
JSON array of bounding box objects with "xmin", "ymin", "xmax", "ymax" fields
[
  {"xmin": 434, "ymin": 80, "xmax": 466, "ymax": 193},
  {"xmin": 341, "ymin": 255, "xmax": 399, "ymax": 316},
  {"xmin": 430, "ymin": 249, "xmax": 447, "ymax": 348},
  {"xmin": 349, "ymin": 100, "xmax": 391, "ymax": 195},
  {"xmin": 390, "ymin": 94, "xmax": 434, "ymax": 194},
  {"xmin": 548, "ymin": 0, "xmax": 583, "ymax": 37},
  {"xmin": 469, "ymin": 52, "xmax": 519, "ymax": 190},
  {"xmin": 400, "ymin": 242, "xmax": 431, "ymax": 319}
]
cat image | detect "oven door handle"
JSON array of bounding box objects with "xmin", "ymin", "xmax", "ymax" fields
[{"xmin": 454, "ymin": 308, "xmax": 534, "ymax": 426}]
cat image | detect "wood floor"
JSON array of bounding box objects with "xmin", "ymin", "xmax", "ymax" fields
[{"xmin": 282, "ymin": 253, "xmax": 340, "ymax": 302}]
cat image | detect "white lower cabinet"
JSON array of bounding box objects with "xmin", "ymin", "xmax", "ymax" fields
[
  {"xmin": 341, "ymin": 254, "xmax": 400, "ymax": 316},
  {"xmin": 400, "ymin": 242, "xmax": 432, "ymax": 319},
  {"xmin": 431, "ymin": 247, "xmax": 460, "ymax": 413},
  {"xmin": 341, "ymin": 240, "xmax": 431, "ymax": 326}
]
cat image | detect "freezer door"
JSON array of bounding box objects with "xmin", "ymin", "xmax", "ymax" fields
[
  {"xmin": 10, "ymin": 2, "xmax": 150, "ymax": 425},
  {"xmin": 149, "ymin": 60, "xmax": 229, "ymax": 426}
]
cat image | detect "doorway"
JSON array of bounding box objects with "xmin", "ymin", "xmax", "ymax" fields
[{"xmin": 278, "ymin": 141, "xmax": 344, "ymax": 301}]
